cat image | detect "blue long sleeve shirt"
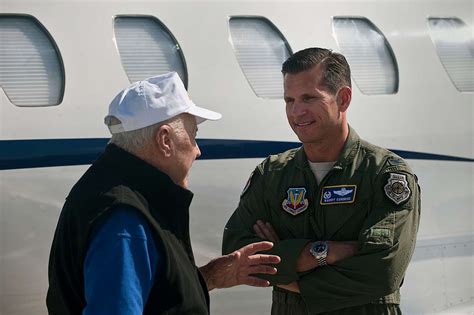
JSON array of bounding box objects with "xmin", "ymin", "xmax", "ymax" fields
[{"xmin": 83, "ymin": 206, "xmax": 160, "ymax": 315}]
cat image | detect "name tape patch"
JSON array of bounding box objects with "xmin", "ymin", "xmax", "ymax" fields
[{"xmin": 320, "ymin": 185, "xmax": 357, "ymax": 205}]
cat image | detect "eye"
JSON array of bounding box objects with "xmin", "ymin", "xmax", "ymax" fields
[{"xmin": 303, "ymin": 96, "xmax": 315, "ymax": 102}]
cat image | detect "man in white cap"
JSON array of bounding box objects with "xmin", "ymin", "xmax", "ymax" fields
[{"xmin": 47, "ymin": 72, "xmax": 280, "ymax": 315}]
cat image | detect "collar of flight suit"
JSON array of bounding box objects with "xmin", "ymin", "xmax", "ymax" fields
[{"xmin": 294, "ymin": 124, "xmax": 361, "ymax": 170}]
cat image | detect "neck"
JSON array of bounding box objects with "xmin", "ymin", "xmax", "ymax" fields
[
  {"xmin": 304, "ymin": 123, "xmax": 349, "ymax": 162},
  {"xmin": 135, "ymin": 145, "xmax": 188, "ymax": 188},
  {"xmin": 128, "ymin": 145, "xmax": 169, "ymax": 178}
]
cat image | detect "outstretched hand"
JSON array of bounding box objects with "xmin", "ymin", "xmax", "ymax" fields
[{"xmin": 199, "ymin": 241, "xmax": 280, "ymax": 291}]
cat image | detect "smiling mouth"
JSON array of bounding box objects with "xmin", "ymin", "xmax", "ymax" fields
[{"xmin": 295, "ymin": 121, "xmax": 315, "ymax": 127}]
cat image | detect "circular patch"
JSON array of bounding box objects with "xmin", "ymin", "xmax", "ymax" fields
[{"xmin": 391, "ymin": 182, "xmax": 405, "ymax": 194}]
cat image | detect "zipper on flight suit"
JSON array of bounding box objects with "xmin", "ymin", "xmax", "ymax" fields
[
  {"xmin": 311, "ymin": 163, "xmax": 344, "ymax": 238},
  {"xmin": 301, "ymin": 165, "xmax": 322, "ymax": 239}
]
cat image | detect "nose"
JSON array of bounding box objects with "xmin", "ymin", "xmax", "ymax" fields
[{"xmin": 290, "ymin": 101, "xmax": 306, "ymax": 116}]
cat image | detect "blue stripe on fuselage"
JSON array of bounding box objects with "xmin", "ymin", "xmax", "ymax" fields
[{"xmin": 0, "ymin": 138, "xmax": 473, "ymax": 170}]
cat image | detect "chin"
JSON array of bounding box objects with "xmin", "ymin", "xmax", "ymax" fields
[
  {"xmin": 300, "ymin": 134, "xmax": 327, "ymax": 145},
  {"xmin": 292, "ymin": 125, "xmax": 316, "ymax": 138},
  {"xmin": 182, "ymin": 176, "xmax": 190, "ymax": 189},
  {"xmin": 295, "ymin": 131, "xmax": 317, "ymax": 143}
]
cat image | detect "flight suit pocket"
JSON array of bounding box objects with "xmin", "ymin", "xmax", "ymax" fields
[{"xmin": 363, "ymin": 212, "xmax": 395, "ymax": 250}]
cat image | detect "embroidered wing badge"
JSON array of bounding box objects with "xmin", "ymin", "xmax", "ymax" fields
[
  {"xmin": 282, "ymin": 187, "xmax": 309, "ymax": 215},
  {"xmin": 384, "ymin": 173, "xmax": 411, "ymax": 205},
  {"xmin": 320, "ymin": 185, "xmax": 356, "ymax": 205}
]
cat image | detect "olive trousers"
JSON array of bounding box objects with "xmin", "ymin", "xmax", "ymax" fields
[{"xmin": 271, "ymin": 289, "xmax": 402, "ymax": 315}]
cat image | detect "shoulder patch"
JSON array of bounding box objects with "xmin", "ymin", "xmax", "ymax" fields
[
  {"xmin": 384, "ymin": 173, "xmax": 411, "ymax": 205},
  {"xmin": 382, "ymin": 156, "xmax": 412, "ymax": 174},
  {"xmin": 388, "ymin": 157, "xmax": 405, "ymax": 166}
]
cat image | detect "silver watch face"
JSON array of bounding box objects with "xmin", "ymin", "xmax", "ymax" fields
[
  {"xmin": 311, "ymin": 241, "xmax": 328, "ymax": 259},
  {"xmin": 314, "ymin": 242, "xmax": 327, "ymax": 254}
]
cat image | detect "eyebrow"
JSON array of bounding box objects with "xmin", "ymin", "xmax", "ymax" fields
[
  {"xmin": 302, "ymin": 93, "xmax": 319, "ymax": 98},
  {"xmin": 284, "ymin": 93, "xmax": 319, "ymax": 101}
]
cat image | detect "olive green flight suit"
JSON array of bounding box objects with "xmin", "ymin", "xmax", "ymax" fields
[{"xmin": 222, "ymin": 127, "xmax": 421, "ymax": 315}]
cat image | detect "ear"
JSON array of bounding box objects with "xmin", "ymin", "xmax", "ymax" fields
[
  {"xmin": 155, "ymin": 125, "xmax": 173, "ymax": 158},
  {"xmin": 336, "ymin": 86, "xmax": 352, "ymax": 113}
]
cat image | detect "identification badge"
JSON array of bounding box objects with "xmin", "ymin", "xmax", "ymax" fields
[
  {"xmin": 384, "ymin": 173, "xmax": 411, "ymax": 205},
  {"xmin": 320, "ymin": 185, "xmax": 357, "ymax": 205},
  {"xmin": 282, "ymin": 187, "xmax": 309, "ymax": 216}
]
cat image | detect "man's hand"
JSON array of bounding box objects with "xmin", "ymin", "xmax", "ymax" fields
[
  {"xmin": 253, "ymin": 220, "xmax": 280, "ymax": 242},
  {"xmin": 199, "ymin": 241, "xmax": 281, "ymax": 291},
  {"xmin": 278, "ymin": 281, "xmax": 300, "ymax": 293}
]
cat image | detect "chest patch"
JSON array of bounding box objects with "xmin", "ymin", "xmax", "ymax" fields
[
  {"xmin": 320, "ymin": 185, "xmax": 357, "ymax": 205},
  {"xmin": 282, "ymin": 187, "xmax": 309, "ymax": 215}
]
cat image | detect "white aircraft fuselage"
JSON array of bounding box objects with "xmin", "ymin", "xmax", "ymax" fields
[{"xmin": 1, "ymin": 1, "xmax": 473, "ymax": 314}]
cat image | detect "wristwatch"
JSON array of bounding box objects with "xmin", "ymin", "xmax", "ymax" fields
[{"xmin": 310, "ymin": 241, "xmax": 328, "ymax": 267}]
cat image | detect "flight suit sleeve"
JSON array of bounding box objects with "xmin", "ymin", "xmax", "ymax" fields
[
  {"xmin": 222, "ymin": 164, "xmax": 310, "ymax": 284},
  {"xmin": 298, "ymin": 164, "xmax": 421, "ymax": 313}
]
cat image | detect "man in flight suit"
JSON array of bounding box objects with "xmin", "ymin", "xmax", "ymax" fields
[{"xmin": 222, "ymin": 48, "xmax": 421, "ymax": 314}]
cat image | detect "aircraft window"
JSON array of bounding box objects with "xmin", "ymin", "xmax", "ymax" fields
[
  {"xmin": 428, "ymin": 17, "xmax": 473, "ymax": 92},
  {"xmin": 229, "ymin": 16, "xmax": 292, "ymax": 99},
  {"xmin": 332, "ymin": 17, "xmax": 398, "ymax": 95},
  {"xmin": 0, "ymin": 15, "xmax": 65, "ymax": 106},
  {"xmin": 114, "ymin": 16, "xmax": 188, "ymax": 88}
]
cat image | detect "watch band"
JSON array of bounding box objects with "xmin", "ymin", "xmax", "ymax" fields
[
  {"xmin": 317, "ymin": 256, "xmax": 327, "ymax": 267},
  {"xmin": 310, "ymin": 241, "xmax": 328, "ymax": 267}
]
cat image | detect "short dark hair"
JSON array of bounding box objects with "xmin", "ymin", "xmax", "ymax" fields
[{"xmin": 282, "ymin": 47, "xmax": 351, "ymax": 94}]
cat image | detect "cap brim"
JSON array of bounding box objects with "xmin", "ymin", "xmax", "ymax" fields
[{"xmin": 186, "ymin": 105, "xmax": 222, "ymax": 124}]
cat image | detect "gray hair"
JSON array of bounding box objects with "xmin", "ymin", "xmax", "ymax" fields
[{"xmin": 106, "ymin": 116, "xmax": 185, "ymax": 153}]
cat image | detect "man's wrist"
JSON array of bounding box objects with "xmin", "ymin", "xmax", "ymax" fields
[
  {"xmin": 309, "ymin": 241, "xmax": 328, "ymax": 267},
  {"xmin": 296, "ymin": 242, "xmax": 317, "ymax": 272},
  {"xmin": 198, "ymin": 261, "xmax": 216, "ymax": 291}
]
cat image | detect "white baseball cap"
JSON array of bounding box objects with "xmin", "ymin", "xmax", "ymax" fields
[{"xmin": 105, "ymin": 72, "xmax": 222, "ymax": 134}]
